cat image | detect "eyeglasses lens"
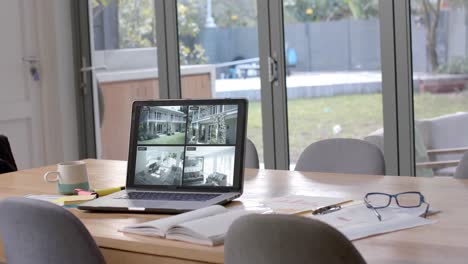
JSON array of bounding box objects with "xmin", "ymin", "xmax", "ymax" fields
[
  {"xmin": 366, "ymin": 194, "xmax": 390, "ymax": 208},
  {"xmin": 396, "ymin": 193, "xmax": 422, "ymax": 207}
]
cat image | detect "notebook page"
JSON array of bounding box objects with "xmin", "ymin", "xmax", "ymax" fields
[
  {"xmin": 263, "ymin": 195, "xmax": 348, "ymax": 215},
  {"xmin": 120, "ymin": 205, "xmax": 228, "ymax": 237},
  {"xmin": 166, "ymin": 209, "xmax": 256, "ymax": 246},
  {"xmin": 310, "ymin": 204, "xmax": 436, "ymax": 241}
]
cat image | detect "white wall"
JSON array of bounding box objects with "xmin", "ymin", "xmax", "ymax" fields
[{"xmin": 36, "ymin": 0, "xmax": 80, "ymax": 164}]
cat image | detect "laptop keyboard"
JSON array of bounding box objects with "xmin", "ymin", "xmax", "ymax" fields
[{"xmin": 117, "ymin": 192, "xmax": 220, "ymax": 202}]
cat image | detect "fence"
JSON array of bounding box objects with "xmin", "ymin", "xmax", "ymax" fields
[{"xmin": 198, "ymin": 17, "xmax": 453, "ymax": 73}]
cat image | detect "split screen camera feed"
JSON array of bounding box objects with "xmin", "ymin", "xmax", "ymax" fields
[{"xmin": 134, "ymin": 105, "xmax": 238, "ymax": 187}]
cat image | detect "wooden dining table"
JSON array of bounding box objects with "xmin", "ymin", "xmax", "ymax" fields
[{"xmin": 1, "ymin": 159, "xmax": 468, "ymax": 263}]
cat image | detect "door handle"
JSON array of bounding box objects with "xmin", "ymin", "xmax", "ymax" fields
[
  {"xmin": 268, "ymin": 56, "xmax": 278, "ymax": 83},
  {"xmin": 80, "ymin": 57, "xmax": 108, "ymax": 96},
  {"xmin": 80, "ymin": 65, "xmax": 107, "ymax": 72}
]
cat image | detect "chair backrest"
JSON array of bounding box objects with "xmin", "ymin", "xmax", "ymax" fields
[
  {"xmin": 225, "ymin": 214, "xmax": 366, "ymax": 264},
  {"xmin": 364, "ymin": 127, "xmax": 434, "ymax": 177},
  {"xmin": 0, "ymin": 135, "xmax": 17, "ymax": 173},
  {"xmin": 455, "ymin": 152, "xmax": 468, "ymax": 179},
  {"xmin": 423, "ymin": 112, "xmax": 468, "ymax": 161},
  {"xmin": 295, "ymin": 138, "xmax": 385, "ymax": 175},
  {"xmin": 244, "ymin": 138, "xmax": 259, "ymax": 169},
  {"xmin": 0, "ymin": 197, "xmax": 106, "ymax": 264}
]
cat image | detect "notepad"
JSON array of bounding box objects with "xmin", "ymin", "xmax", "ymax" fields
[
  {"xmin": 52, "ymin": 195, "xmax": 97, "ymax": 206},
  {"xmin": 120, "ymin": 205, "xmax": 259, "ymax": 246},
  {"xmin": 310, "ymin": 203, "xmax": 437, "ymax": 240},
  {"xmin": 262, "ymin": 195, "xmax": 351, "ymax": 215}
]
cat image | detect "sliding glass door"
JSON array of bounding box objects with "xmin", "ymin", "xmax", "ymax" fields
[
  {"xmin": 88, "ymin": 0, "xmax": 161, "ymax": 160},
  {"xmin": 282, "ymin": 0, "xmax": 385, "ymax": 169},
  {"xmin": 175, "ymin": 0, "xmax": 265, "ymax": 165},
  {"xmin": 78, "ymin": 0, "xmax": 445, "ymax": 176},
  {"xmin": 409, "ymin": 0, "xmax": 468, "ymax": 177}
]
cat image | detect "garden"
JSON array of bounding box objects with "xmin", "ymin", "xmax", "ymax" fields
[{"xmin": 247, "ymin": 91, "xmax": 468, "ymax": 164}]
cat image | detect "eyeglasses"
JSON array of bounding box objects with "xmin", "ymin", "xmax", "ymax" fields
[{"xmin": 364, "ymin": 192, "xmax": 430, "ymax": 221}]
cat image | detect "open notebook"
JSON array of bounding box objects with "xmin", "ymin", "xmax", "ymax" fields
[{"xmin": 120, "ymin": 205, "xmax": 257, "ymax": 246}]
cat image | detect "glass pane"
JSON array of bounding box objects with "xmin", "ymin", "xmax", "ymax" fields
[
  {"xmin": 90, "ymin": 0, "xmax": 160, "ymax": 160},
  {"xmin": 366, "ymin": 193, "xmax": 390, "ymax": 208},
  {"xmin": 410, "ymin": 0, "xmax": 468, "ymax": 177},
  {"xmin": 177, "ymin": 0, "xmax": 264, "ymax": 166},
  {"xmin": 396, "ymin": 192, "xmax": 422, "ymax": 207},
  {"xmin": 283, "ymin": 1, "xmax": 384, "ymax": 170}
]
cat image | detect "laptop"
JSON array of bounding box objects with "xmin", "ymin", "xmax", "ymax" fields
[{"xmin": 79, "ymin": 99, "xmax": 248, "ymax": 213}]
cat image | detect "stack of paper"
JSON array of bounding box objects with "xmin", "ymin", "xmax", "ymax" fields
[
  {"xmin": 262, "ymin": 195, "xmax": 347, "ymax": 215},
  {"xmin": 25, "ymin": 194, "xmax": 96, "ymax": 207},
  {"xmin": 52, "ymin": 195, "xmax": 96, "ymax": 206},
  {"xmin": 262, "ymin": 195, "xmax": 437, "ymax": 240},
  {"xmin": 309, "ymin": 203, "xmax": 436, "ymax": 240}
]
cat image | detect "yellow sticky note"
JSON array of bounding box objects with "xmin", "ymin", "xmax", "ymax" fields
[{"xmin": 52, "ymin": 195, "xmax": 96, "ymax": 206}]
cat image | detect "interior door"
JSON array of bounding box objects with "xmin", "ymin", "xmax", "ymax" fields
[{"xmin": 0, "ymin": 1, "xmax": 45, "ymax": 169}]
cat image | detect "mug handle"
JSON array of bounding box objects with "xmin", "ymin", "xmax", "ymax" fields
[{"xmin": 43, "ymin": 171, "xmax": 60, "ymax": 183}]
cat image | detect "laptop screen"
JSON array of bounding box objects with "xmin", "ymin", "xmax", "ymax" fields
[{"xmin": 128, "ymin": 100, "xmax": 247, "ymax": 191}]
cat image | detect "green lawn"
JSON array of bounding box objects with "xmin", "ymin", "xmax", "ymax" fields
[
  {"xmin": 139, "ymin": 132, "xmax": 186, "ymax": 144},
  {"xmin": 247, "ymin": 92, "xmax": 468, "ymax": 163}
]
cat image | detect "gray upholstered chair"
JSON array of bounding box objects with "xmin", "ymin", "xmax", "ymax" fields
[
  {"xmin": 225, "ymin": 214, "xmax": 366, "ymax": 264},
  {"xmin": 0, "ymin": 135, "xmax": 17, "ymax": 174},
  {"xmin": 245, "ymin": 138, "xmax": 260, "ymax": 169},
  {"xmin": 0, "ymin": 197, "xmax": 106, "ymax": 264},
  {"xmin": 365, "ymin": 112, "xmax": 468, "ymax": 176},
  {"xmin": 295, "ymin": 138, "xmax": 385, "ymax": 175},
  {"xmin": 455, "ymin": 152, "xmax": 468, "ymax": 179}
]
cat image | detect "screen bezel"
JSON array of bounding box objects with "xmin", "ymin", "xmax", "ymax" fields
[{"xmin": 126, "ymin": 99, "xmax": 247, "ymax": 193}]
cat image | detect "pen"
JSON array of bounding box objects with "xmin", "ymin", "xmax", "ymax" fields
[
  {"xmin": 291, "ymin": 200, "xmax": 354, "ymax": 216},
  {"xmin": 92, "ymin": 186, "xmax": 125, "ymax": 197},
  {"xmin": 312, "ymin": 200, "xmax": 354, "ymax": 215},
  {"xmin": 312, "ymin": 205, "xmax": 342, "ymax": 215}
]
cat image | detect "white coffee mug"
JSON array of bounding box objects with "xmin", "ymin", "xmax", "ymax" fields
[{"xmin": 43, "ymin": 161, "xmax": 90, "ymax": 195}]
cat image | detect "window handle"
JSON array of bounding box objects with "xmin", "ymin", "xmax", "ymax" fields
[{"xmin": 268, "ymin": 56, "xmax": 278, "ymax": 83}]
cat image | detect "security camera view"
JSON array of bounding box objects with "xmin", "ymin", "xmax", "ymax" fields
[
  {"xmin": 182, "ymin": 146, "xmax": 235, "ymax": 187},
  {"xmin": 186, "ymin": 105, "xmax": 238, "ymax": 145},
  {"xmin": 134, "ymin": 146, "xmax": 185, "ymax": 185},
  {"xmin": 137, "ymin": 106, "xmax": 187, "ymax": 145},
  {"xmin": 132, "ymin": 103, "xmax": 241, "ymax": 187}
]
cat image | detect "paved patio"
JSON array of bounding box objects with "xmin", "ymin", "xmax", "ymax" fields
[{"xmin": 214, "ymin": 71, "xmax": 468, "ymax": 100}]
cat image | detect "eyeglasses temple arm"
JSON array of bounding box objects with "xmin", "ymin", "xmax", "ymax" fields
[
  {"xmin": 423, "ymin": 202, "xmax": 430, "ymax": 218},
  {"xmin": 365, "ymin": 199, "xmax": 382, "ymax": 221}
]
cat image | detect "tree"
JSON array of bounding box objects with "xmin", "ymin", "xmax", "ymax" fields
[
  {"xmin": 412, "ymin": 0, "xmax": 442, "ymax": 71},
  {"xmin": 284, "ymin": 0, "xmax": 378, "ymax": 23},
  {"xmin": 92, "ymin": 0, "xmax": 114, "ymax": 17},
  {"xmin": 412, "ymin": 0, "xmax": 468, "ymax": 72},
  {"xmin": 178, "ymin": 0, "xmax": 208, "ymax": 65},
  {"xmin": 344, "ymin": 0, "xmax": 378, "ymax": 19},
  {"xmin": 284, "ymin": 0, "xmax": 351, "ymax": 23},
  {"xmin": 212, "ymin": 0, "xmax": 257, "ymax": 28},
  {"xmin": 118, "ymin": 0, "xmax": 156, "ymax": 48}
]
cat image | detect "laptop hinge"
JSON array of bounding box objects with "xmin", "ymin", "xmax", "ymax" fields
[{"xmin": 123, "ymin": 188, "xmax": 232, "ymax": 193}]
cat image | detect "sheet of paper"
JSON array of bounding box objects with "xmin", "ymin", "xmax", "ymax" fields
[
  {"xmin": 262, "ymin": 195, "xmax": 348, "ymax": 215},
  {"xmin": 309, "ymin": 204, "xmax": 436, "ymax": 241},
  {"xmin": 25, "ymin": 194, "xmax": 66, "ymax": 202}
]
